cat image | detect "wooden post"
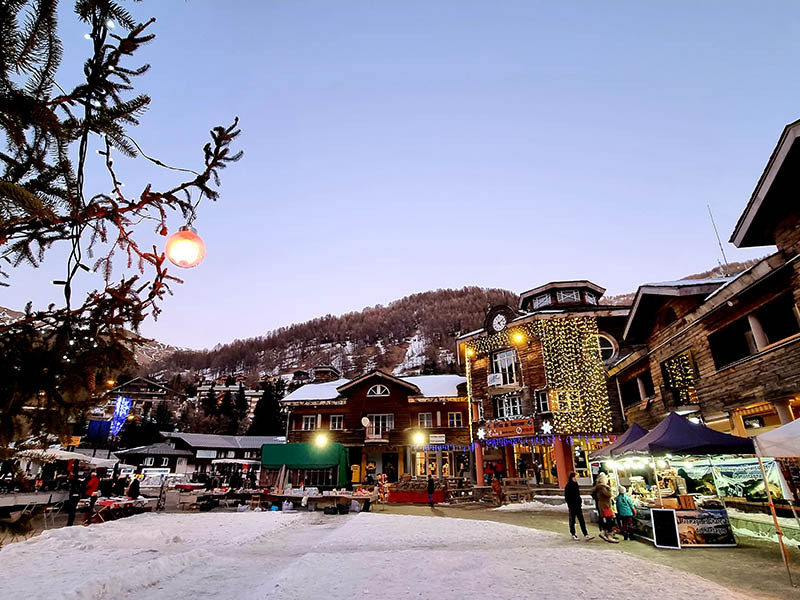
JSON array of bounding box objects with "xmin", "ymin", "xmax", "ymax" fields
[{"xmin": 758, "ymin": 455, "xmax": 795, "ymax": 587}]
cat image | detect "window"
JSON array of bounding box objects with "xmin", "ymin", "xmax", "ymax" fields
[
  {"xmin": 143, "ymin": 457, "xmax": 154, "ymax": 466},
  {"xmin": 619, "ymin": 378, "xmax": 641, "ymax": 407},
  {"xmin": 709, "ymin": 317, "xmax": 756, "ymax": 369},
  {"xmin": 755, "ymin": 293, "xmax": 800, "ymax": 345},
  {"xmin": 535, "ymin": 389, "xmax": 550, "ymax": 413},
  {"xmin": 491, "ymin": 349, "xmax": 518, "ymax": 385},
  {"xmin": 597, "ymin": 334, "xmax": 617, "ymax": 362},
  {"xmin": 448, "ymin": 412, "xmax": 463, "ymax": 427},
  {"xmin": 367, "ymin": 414, "xmax": 394, "ymax": 437},
  {"xmin": 367, "ymin": 384, "xmax": 390, "ymax": 397},
  {"xmin": 225, "ymin": 450, "xmax": 235, "ymax": 458},
  {"xmin": 418, "ymin": 412, "xmax": 433, "ymax": 428},
  {"xmin": 161, "ymin": 457, "xmax": 169, "ymax": 467},
  {"xmin": 329, "ymin": 415, "xmax": 344, "ymax": 430},
  {"xmin": 301, "ymin": 415, "xmax": 316, "ymax": 430},
  {"xmin": 533, "ymin": 294, "xmax": 552, "ymax": 309},
  {"xmin": 557, "ymin": 289, "xmax": 580, "ymax": 303},
  {"xmin": 661, "ymin": 350, "xmax": 698, "ymax": 405},
  {"xmin": 554, "ymin": 390, "xmax": 581, "ymax": 412},
  {"xmin": 663, "ymin": 307, "xmax": 678, "ymax": 326},
  {"xmin": 585, "ymin": 293, "xmax": 597, "ymax": 305},
  {"xmin": 494, "ymin": 394, "xmax": 522, "ymax": 418}
]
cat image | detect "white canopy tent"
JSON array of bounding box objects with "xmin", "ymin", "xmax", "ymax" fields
[{"xmin": 756, "ymin": 418, "xmax": 800, "ymax": 458}]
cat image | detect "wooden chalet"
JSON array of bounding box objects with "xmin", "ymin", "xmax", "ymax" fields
[
  {"xmin": 611, "ymin": 118, "xmax": 800, "ymax": 437},
  {"xmin": 457, "ymin": 281, "xmax": 630, "ymax": 486},
  {"xmin": 101, "ymin": 377, "xmax": 185, "ymax": 420},
  {"xmin": 281, "ymin": 369, "xmax": 469, "ymax": 483}
]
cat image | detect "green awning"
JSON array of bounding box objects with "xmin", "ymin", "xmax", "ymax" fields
[{"xmin": 261, "ymin": 442, "xmax": 349, "ymax": 486}]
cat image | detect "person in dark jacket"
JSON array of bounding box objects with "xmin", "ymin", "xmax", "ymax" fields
[
  {"xmin": 565, "ymin": 472, "xmax": 592, "ymax": 540},
  {"xmin": 113, "ymin": 475, "xmax": 127, "ymax": 496},
  {"xmin": 127, "ymin": 477, "xmax": 141, "ymax": 499},
  {"xmin": 65, "ymin": 473, "xmax": 82, "ymax": 527},
  {"xmin": 427, "ymin": 475, "xmax": 435, "ymax": 507},
  {"xmin": 98, "ymin": 476, "xmax": 114, "ymax": 498}
]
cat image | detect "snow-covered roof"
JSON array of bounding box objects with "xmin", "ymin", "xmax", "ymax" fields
[
  {"xmin": 161, "ymin": 433, "xmax": 285, "ymax": 449},
  {"xmin": 282, "ymin": 378, "xmax": 350, "ymax": 402},
  {"xmin": 639, "ymin": 277, "xmax": 733, "ymax": 288},
  {"xmin": 401, "ymin": 375, "xmax": 466, "ymax": 398},
  {"xmin": 283, "ymin": 374, "xmax": 466, "ymax": 402}
]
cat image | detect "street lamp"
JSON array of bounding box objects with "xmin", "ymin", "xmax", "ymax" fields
[{"xmin": 315, "ymin": 433, "xmax": 328, "ymax": 448}]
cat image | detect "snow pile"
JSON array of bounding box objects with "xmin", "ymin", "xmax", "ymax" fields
[
  {"xmin": 0, "ymin": 512, "xmax": 751, "ymax": 599},
  {"xmin": 493, "ymin": 500, "xmax": 570, "ymax": 513}
]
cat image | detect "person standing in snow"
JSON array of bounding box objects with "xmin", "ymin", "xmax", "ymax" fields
[
  {"xmin": 532, "ymin": 460, "xmax": 542, "ymax": 486},
  {"xmin": 615, "ymin": 486, "xmax": 636, "ymax": 540},
  {"xmin": 491, "ymin": 476, "xmax": 504, "ymax": 506},
  {"xmin": 427, "ymin": 474, "xmax": 436, "ymax": 507},
  {"xmin": 65, "ymin": 473, "xmax": 82, "ymax": 527},
  {"xmin": 565, "ymin": 472, "xmax": 592, "ymax": 540},
  {"xmin": 591, "ymin": 473, "xmax": 618, "ymax": 543}
]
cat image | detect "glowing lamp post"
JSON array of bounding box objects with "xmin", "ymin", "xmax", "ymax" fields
[{"xmin": 165, "ymin": 226, "xmax": 206, "ymax": 268}]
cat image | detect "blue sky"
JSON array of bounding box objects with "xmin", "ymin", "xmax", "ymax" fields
[{"xmin": 5, "ymin": 1, "xmax": 800, "ymax": 348}]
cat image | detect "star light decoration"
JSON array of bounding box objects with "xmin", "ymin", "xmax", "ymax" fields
[
  {"xmin": 540, "ymin": 420, "xmax": 553, "ymax": 435},
  {"xmin": 477, "ymin": 427, "xmax": 486, "ymax": 440}
]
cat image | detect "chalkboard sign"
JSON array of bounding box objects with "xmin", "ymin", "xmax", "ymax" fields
[{"xmin": 652, "ymin": 508, "xmax": 681, "ymax": 549}]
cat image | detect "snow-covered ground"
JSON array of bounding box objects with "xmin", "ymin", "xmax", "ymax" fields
[
  {"xmin": 493, "ymin": 499, "xmax": 570, "ymax": 513},
  {"xmin": 0, "ymin": 512, "xmax": 751, "ymax": 600}
]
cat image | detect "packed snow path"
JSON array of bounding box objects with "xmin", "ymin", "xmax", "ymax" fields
[{"xmin": 0, "ymin": 512, "xmax": 749, "ymax": 599}]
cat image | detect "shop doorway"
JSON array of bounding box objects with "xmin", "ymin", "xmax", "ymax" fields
[{"xmin": 382, "ymin": 452, "xmax": 398, "ymax": 482}]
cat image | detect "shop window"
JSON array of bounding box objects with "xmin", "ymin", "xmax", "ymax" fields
[
  {"xmin": 490, "ymin": 349, "xmax": 518, "ymax": 386},
  {"xmin": 143, "ymin": 457, "xmax": 154, "ymax": 466},
  {"xmin": 301, "ymin": 415, "xmax": 316, "ymax": 430},
  {"xmin": 557, "ymin": 289, "xmax": 580, "ymax": 303},
  {"xmin": 161, "ymin": 457, "xmax": 169, "ymax": 467},
  {"xmin": 708, "ymin": 317, "xmax": 756, "ymax": 369},
  {"xmin": 448, "ymin": 412, "xmax": 463, "ymax": 427},
  {"xmin": 329, "ymin": 415, "xmax": 344, "ymax": 430},
  {"xmin": 743, "ymin": 416, "xmax": 765, "ymax": 430},
  {"xmin": 367, "ymin": 384, "xmax": 390, "ymax": 397},
  {"xmin": 755, "ymin": 293, "xmax": 800, "ymax": 345},
  {"xmin": 533, "ymin": 294, "xmax": 552, "ymax": 309},
  {"xmin": 494, "ymin": 394, "xmax": 522, "ymax": 418},
  {"xmin": 660, "ymin": 350, "xmax": 698, "ymax": 406},
  {"xmin": 418, "ymin": 412, "xmax": 433, "ymax": 428}
]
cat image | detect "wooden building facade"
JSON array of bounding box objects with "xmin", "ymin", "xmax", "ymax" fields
[
  {"xmin": 611, "ymin": 119, "xmax": 800, "ymax": 438},
  {"xmin": 457, "ymin": 281, "xmax": 630, "ymax": 487},
  {"xmin": 281, "ymin": 370, "xmax": 469, "ymax": 483}
]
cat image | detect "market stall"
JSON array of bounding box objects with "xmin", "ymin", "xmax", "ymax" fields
[
  {"xmin": 260, "ymin": 442, "xmax": 349, "ymax": 489},
  {"xmin": 605, "ymin": 413, "xmax": 755, "ymax": 548}
]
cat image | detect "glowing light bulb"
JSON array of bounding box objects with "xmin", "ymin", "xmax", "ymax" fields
[
  {"xmin": 314, "ymin": 433, "xmax": 328, "ymax": 447},
  {"xmin": 512, "ymin": 331, "xmax": 526, "ymax": 344},
  {"xmin": 413, "ymin": 432, "xmax": 425, "ymax": 445},
  {"xmin": 165, "ymin": 226, "xmax": 206, "ymax": 268}
]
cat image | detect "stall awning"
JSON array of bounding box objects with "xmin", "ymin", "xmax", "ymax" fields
[
  {"xmin": 756, "ymin": 418, "xmax": 800, "ymax": 457},
  {"xmin": 261, "ymin": 442, "xmax": 347, "ymax": 470},
  {"xmin": 618, "ymin": 412, "xmax": 755, "ymax": 456},
  {"xmin": 589, "ymin": 423, "xmax": 649, "ymax": 460}
]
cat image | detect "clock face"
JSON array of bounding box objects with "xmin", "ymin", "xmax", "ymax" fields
[{"xmin": 492, "ymin": 313, "xmax": 507, "ymax": 332}]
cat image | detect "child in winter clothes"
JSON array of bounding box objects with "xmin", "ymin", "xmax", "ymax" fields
[{"xmin": 615, "ymin": 486, "xmax": 636, "ymax": 540}]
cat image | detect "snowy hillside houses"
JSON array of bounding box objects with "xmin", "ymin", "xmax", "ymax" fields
[{"xmin": 282, "ymin": 370, "xmax": 470, "ymax": 483}]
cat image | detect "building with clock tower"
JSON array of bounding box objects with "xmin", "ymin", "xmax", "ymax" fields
[{"xmin": 457, "ymin": 280, "xmax": 630, "ymax": 487}]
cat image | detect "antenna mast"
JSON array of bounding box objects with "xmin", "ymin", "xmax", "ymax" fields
[{"xmin": 707, "ymin": 204, "xmax": 729, "ymax": 273}]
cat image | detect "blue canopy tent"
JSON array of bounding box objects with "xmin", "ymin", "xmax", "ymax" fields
[
  {"xmin": 589, "ymin": 423, "xmax": 649, "ymax": 460},
  {"xmin": 618, "ymin": 412, "xmax": 754, "ymax": 456}
]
